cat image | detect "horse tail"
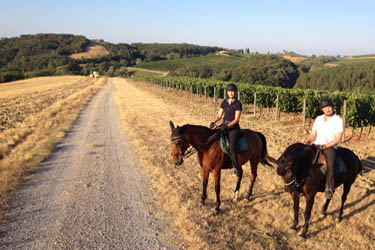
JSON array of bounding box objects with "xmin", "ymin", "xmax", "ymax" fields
[
  {"xmin": 256, "ymin": 132, "xmax": 276, "ymax": 167},
  {"xmin": 357, "ymin": 156, "xmax": 363, "ymax": 175}
]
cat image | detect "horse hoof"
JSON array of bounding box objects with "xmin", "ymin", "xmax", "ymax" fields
[
  {"xmin": 287, "ymin": 228, "xmax": 297, "ymax": 235},
  {"xmin": 232, "ymin": 197, "xmax": 238, "ymax": 203},
  {"xmin": 336, "ymin": 217, "xmax": 343, "ymax": 223},
  {"xmin": 211, "ymin": 207, "xmax": 220, "ymax": 214},
  {"xmin": 298, "ymin": 235, "xmax": 307, "ymax": 241},
  {"xmin": 319, "ymin": 212, "xmax": 327, "ymax": 219}
]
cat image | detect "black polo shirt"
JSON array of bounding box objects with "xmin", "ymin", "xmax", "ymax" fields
[{"xmin": 220, "ymin": 99, "xmax": 242, "ymax": 122}]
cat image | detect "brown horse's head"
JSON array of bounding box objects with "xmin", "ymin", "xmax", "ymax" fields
[
  {"xmin": 277, "ymin": 143, "xmax": 315, "ymax": 193},
  {"xmin": 169, "ymin": 121, "xmax": 190, "ymax": 167}
]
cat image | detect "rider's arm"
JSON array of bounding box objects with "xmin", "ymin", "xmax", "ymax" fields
[
  {"xmin": 307, "ymin": 129, "xmax": 317, "ymax": 142},
  {"xmin": 325, "ymin": 131, "xmax": 343, "ymax": 149},
  {"xmin": 212, "ymin": 108, "xmax": 224, "ymax": 123},
  {"xmin": 228, "ymin": 110, "xmax": 241, "ymax": 127}
]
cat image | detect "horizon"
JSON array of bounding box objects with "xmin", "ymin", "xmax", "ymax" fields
[{"xmin": 1, "ymin": 0, "xmax": 375, "ymax": 57}]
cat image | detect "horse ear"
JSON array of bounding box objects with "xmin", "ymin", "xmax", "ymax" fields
[{"xmin": 169, "ymin": 121, "xmax": 175, "ymax": 130}]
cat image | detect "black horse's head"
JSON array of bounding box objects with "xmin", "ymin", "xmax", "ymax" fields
[
  {"xmin": 169, "ymin": 121, "xmax": 190, "ymax": 167},
  {"xmin": 277, "ymin": 143, "xmax": 316, "ymax": 193}
]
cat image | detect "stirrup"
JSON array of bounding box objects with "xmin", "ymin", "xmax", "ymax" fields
[
  {"xmin": 325, "ymin": 189, "xmax": 333, "ymax": 199},
  {"xmin": 231, "ymin": 168, "xmax": 239, "ymax": 177}
]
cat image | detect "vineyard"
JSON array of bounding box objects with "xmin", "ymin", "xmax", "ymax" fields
[
  {"xmin": 114, "ymin": 78, "xmax": 375, "ymax": 249},
  {"xmin": 133, "ymin": 75, "xmax": 375, "ymax": 131}
]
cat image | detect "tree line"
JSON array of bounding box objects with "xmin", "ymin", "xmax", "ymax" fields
[
  {"xmin": 0, "ymin": 34, "xmax": 223, "ymax": 83},
  {"xmin": 295, "ymin": 61, "xmax": 375, "ymax": 93},
  {"xmin": 170, "ymin": 55, "xmax": 299, "ymax": 88},
  {"xmin": 131, "ymin": 43, "xmax": 222, "ymax": 62}
]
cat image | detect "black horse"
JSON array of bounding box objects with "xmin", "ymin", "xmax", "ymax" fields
[{"xmin": 276, "ymin": 143, "xmax": 362, "ymax": 239}]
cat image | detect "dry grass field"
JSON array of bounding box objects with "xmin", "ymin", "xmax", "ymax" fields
[
  {"xmin": 114, "ymin": 78, "xmax": 375, "ymax": 250},
  {"xmin": 0, "ymin": 76, "xmax": 106, "ymax": 213},
  {"xmin": 282, "ymin": 55, "xmax": 307, "ymax": 63},
  {"xmin": 69, "ymin": 44, "xmax": 109, "ymax": 59}
]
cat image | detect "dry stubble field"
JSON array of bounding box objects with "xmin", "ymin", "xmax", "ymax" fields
[
  {"xmin": 0, "ymin": 76, "xmax": 105, "ymax": 213},
  {"xmin": 114, "ymin": 78, "xmax": 375, "ymax": 250}
]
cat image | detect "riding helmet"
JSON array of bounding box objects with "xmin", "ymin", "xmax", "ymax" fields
[
  {"xmin": 319, "ymin": 98, "xmax": 334, "ymax": 109},
  {"xmin": 226, "ymin": 83, "xmax": 238, "ymax": 92}
]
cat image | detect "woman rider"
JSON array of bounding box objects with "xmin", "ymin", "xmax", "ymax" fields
[{"xmin": 210, "ymin": 83, "xmax": 242, "ymax": 176}]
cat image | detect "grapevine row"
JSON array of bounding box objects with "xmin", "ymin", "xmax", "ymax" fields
[{"xmin": 133, "ymin": 75, "xmax": 375, "ymax": 129}]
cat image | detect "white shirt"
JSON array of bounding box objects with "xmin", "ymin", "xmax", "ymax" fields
[{"xmin": 312, "ymin": 114, "xmax": 344, "ymax": 148}]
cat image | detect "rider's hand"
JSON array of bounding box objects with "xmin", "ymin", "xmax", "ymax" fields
[
  {"xmin": 318, "ymin": 144, "xmax": 326, "ymax": 150},
  {"xmin": 220, "ymin": 123, "xmax": 228, "ymax": 131},
  {"xmin": 209, "ymin": 122, "xmax": 215, "ymax": 129}
]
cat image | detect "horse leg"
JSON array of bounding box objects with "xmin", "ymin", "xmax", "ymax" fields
[
  {"xmin": 213, "ymin": 170, "xmax": 221, "ymax": 214},
  {"xmin": 246, "ymin": 159, "xmax": 258, "ymax": 201},
  {"xmin": 338, "ymin": 183, "xmax": 351, "ymax": 222},
  {"xmin": 320, "ymin": 198, "xmax": 331, "ymax": 218},
  {"xmin": 300, "ymin": 193, "xmax": 316, "ymax": 239},
  {"xmin": 233, "ymin": 166, "xmax": 243, "ymax": 203},
  {"xmin": 288, "ymin": 191, "xmax": 300, "ymax": 234},
  {"xmin": 201, "ymin": 168, "xmax": 209, "ymax": 205}
]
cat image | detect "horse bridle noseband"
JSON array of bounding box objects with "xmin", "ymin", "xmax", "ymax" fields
[
  {"xmin": 282, "ymin": 171, "xmax": 306, "ymax": 191},
  {"xmin": 171, "ymin": 135, "xmax": 196, "ymax": 159},
  {"xmin": 282, "ymin": 147, "xmax": 321, "ymax": 191}
]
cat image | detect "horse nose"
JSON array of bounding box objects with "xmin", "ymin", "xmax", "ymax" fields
[{"xmin": 174, "ymin": 158, "xmax": 183, "ymax": 167}]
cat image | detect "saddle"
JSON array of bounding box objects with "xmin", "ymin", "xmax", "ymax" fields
[
  {"xmin": 318, "ymin": 149, "xmax": 347, "ymax": 175},
  {"xmin": 219, "ymin": 130, "xmax": 248, "ymax": 155}
]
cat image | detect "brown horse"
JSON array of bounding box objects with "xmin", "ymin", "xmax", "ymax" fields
[
  {"xmin": 169, "ymin": 121, "xmax": 276, "ymax": 213},
  {"xmin": 276, "ymin": 143, "xmax": 362, "ymax": 239}
]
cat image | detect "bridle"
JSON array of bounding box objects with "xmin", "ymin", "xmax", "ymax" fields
[
  {"xmin": 171, "ymin": 135, "xmax": 196, "ymax": 160},
  {"xmin": 171, "ymin": 129, "xmax": 220, "ymax": 163},
  {"xmin": 283, "ymin": 148, "xmax": 321, "ymax": 190},
  {"xmin": 282, "ymin": 165, "xmax": 308, "ymax": 192}
]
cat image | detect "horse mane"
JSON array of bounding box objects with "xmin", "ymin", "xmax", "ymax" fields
[
  {"xmin": 177, "ymin": 124, "xmax": 218, "ymax": 149},
  {"xmin": 179, "ymin": 124, "xmax": 211, "ymax": 133}
]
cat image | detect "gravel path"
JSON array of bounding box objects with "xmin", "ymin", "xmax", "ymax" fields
[{"xmin": 0, "ymin": 79, "xmax": 174, "ymax": 250}]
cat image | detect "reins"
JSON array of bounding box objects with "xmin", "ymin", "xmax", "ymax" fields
[
  {"xmin": 171, "ymin": 129, "xmax": 221, "ymax": 160},
  {"xmin": 312, "ymin": 147, "xmax": 321, "ymax": 166},
  {"xmin": 171, "ymin": 135, "xmax": 197, "ymax": 159}
]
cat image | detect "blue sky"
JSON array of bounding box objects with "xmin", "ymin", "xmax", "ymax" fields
[{"xmin": 1, "ymin": 0, "xmax": 375, "ymax": 56}]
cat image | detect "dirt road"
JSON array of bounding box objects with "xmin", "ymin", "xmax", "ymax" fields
[{"xmin": 0, "ymin": 79, "xmax": 173, "ymax": 249}]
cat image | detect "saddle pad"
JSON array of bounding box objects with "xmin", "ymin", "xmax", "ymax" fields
[
  {"xmin": 335, "ymin": 155, "xmax": 347, "ymax": 174},
  {"xmin": 220, "ymin": 135, "xmax": 248, "ymax": 155},
  {"xmin": 320, "ymin": 155, "xmax": 347, "ymax": 175}
]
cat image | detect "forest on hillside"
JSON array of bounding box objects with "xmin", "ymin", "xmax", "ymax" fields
[
  {"xmin": 132, "ymin": 43, "xmax": 222, "ymax": 62},
  {"xmin": 0, "ymin": 34, "xmax": 89, "ymax": 81},
  {"xmin": 295, "ymin": 61, "xmax": 375, "ymax": 92},
  {"xmin": 169, "ymin": 55, "xmax": 299, "ymax": 88},
  {"xmin": 0, "ymin": 34, "xmax": 222, "ymax": 83}
]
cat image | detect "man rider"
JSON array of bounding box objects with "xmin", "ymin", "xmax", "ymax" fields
[{"xmin": 308, "ymin": 98, "xmax": 344, "ymax": 199}]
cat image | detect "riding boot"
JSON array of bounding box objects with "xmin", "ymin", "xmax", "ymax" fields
[
  {"xmin": 324, "ymin": 148, "xmax": 336, "ymax": 199},
  {"xmin": 230, "ymin": 152, "xmax": 239, "ymax": 177}
]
